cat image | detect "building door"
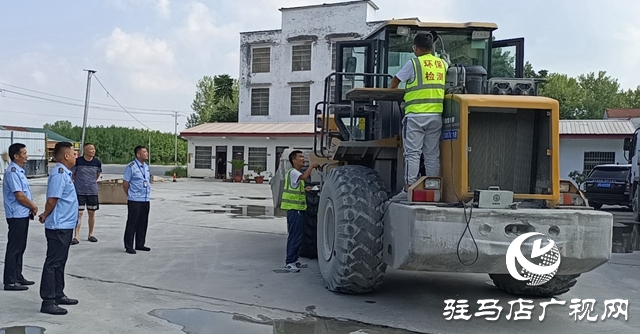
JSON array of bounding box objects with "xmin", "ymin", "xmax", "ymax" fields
[
  {"xmin": 232, "ymin": 146, "xmax": 244, "ymax": 177},
  {"xmin": 275, "ymin": 146, "xmax": 289, "ymax": 171},
  {"xmin": 215, "ymin": 146, "xmax": 227, "ymax": 179}
]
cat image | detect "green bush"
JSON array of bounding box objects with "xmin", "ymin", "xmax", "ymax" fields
[{"xmin": 165, "ymin": 166, "xmax": 187, "ymax": 178}]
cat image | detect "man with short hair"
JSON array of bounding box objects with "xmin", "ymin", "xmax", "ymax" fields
[
  {"xmin": 38, "ymin": 141, "xmax": 79, "ymax": 315},
  {"xmin": 390, "ymin": 32, "xmax": 447, "ymax": 198},
  {"xmin": 281, "ymin": 150, "xmax": 319, "ymax": 272},
  {"xmin": 71, "ymin": 143, "xmax": 102, "ymax": 245},
  {"xmin": 2, "ymin": 143, "xmax": 38, "ymax": 291},
  {"xmin": 122, "ymin": 145, "xmax": 151, "ymax": 254}
]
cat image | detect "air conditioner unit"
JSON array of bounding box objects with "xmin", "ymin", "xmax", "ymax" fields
[{"xmin": 488, "ymin": 78, "xmax": 537, "ymax": 96}]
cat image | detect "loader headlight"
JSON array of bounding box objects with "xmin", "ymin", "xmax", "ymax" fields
[
  {"xmin": 424, "ymin": 179, "xmax": 441, "ymax": 190},
  {"xmin": 560, "ymin": 182, "xmax": 570, "ymax": 193}
]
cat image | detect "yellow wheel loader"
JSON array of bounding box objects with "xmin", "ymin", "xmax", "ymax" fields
[{"xmin": 271, "ymin": 20, "xmax": 612, "ymax": 297}]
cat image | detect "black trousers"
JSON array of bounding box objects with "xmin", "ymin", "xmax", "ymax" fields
[
  {"xmin": 3, "ymin": 217, "xmax": 29, "ymax": 285},
  {"xmin": 124, "ymin": 201, "xmax": 150, "ymax": 250},
  {"xmin": 40, "ymin": 228, "xmax": 73, "ymax": 306}
]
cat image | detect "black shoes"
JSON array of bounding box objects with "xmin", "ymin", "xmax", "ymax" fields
[
  {"xmin": 126, "ymin": 248, "xmax": 137, "ymax": 254},
  {"xmin": 135, "ymin": 246, "xmax": 151, "ymax": 251},
  {"xmin": 18, "ymin": 279, "xmax": 35, "ymax": 286},
  {"xmin": 41, "ymin": 304, "xmax": 68, "ymax": 315},
  {"xmin": 55, "ymin": 296, "xmax": 79, "ymax": 305},
  {"xmin": 4, "ymin": 283, "xmax": 28, "ymax": 291}
]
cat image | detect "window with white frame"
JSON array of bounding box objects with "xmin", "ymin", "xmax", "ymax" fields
[
  {"xmin": 251, "ymin": 88, "xmax": 269, "ymax": 116},
  {"xmin": 290, "ymin": 86, "xmax": 311, "ymax": 115},
  {"xmin": 292, "ymin": 44, "xmax": 312, "ymax": 71},
  {"xmin": 248, "ymin": 147, "xmax": 267, "ymax": 171},
  {"xmin": 252, "ymin": 47, "xmax": 270, "ymax": 73},
  {"xmin": 583, "ymin": 152, "xmax": 615, "ymax": 172},
  {"xmin": 194, "ymin": 146, "xmax": 212, "ymax": 169}
]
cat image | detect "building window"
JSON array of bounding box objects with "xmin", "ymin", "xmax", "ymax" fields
[
  {"xmin": 251, "ymin": 88, "xmax": 269, "ymax": 116},
  {"xmin": 194, "ymin": 146, "xmax": 212, "ymax": 169},
  {"xmin": 583, "ymin": 152, "xmax": 615, "ymax": 172},
  {"xmin": 252, "ymin": 47, "xmax": 270, "ymax": 73},
  {"xmin": 290, "ymin": 86, "xmax": 311, "ymax": 115},
  {"xmin": 248, "ymin": 147, "xmax": 267, "ymax": 171},
  {"xmin": 292, "ymin": 44, "xmax": 311, "ymax": 71}
]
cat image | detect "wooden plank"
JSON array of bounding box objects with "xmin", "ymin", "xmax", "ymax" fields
[{"xmin": 345, "ymin": 88, "xmax": 405, "ymax": 102}]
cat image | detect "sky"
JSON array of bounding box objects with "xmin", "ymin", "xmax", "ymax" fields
[{"xmin": 1, "ymin": 0, "xmax": 639, "ymax": 134}]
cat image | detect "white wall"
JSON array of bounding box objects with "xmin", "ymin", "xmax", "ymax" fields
[
  {"xmin": 238, "ymin": 2, "xmax": 383, "ymax": 124},
  {"xmin": 185, "ymin": 136, "xmax": 314, "ymax": 178},
  {"xmin": 560, "ymin": 138, "xmax": 627, "ymax": 179}
]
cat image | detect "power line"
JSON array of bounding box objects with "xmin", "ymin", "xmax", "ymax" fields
[
  {"xmin": 0, "ymin": 81, "xmax": 193, "ymax": 114},
  {"xmin": 0, "ymin": 109, "xmax": 174, "ymax": 123},
  {"xmin": 0, "ymin": 88, "xmax": 187, "ymax": 116},
  {"xmin": 92, "ymin": 74, "xmax": 152, "ymax": 130}
]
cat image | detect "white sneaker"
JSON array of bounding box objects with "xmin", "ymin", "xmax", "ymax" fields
[
  {"xmin": 285, "ymin": 263, "xmax": 300, "ymax": 272},
  {"xmin": 295, "ymin": 262, "xmax": 308, "ymax": 268}
]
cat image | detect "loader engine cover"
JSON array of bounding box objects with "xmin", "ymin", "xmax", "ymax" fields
[{"xmin": 473, "ymin": 189, "xmax": 514, "ymax": 208}]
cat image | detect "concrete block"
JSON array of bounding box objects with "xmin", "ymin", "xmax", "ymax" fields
[{"xmin": 98, "ymin": 179, "xmax": 128, "ymax": 205}]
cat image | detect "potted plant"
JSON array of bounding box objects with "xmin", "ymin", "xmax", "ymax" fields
[
  {"xmin": 253, "ymin": 166, "xmax": 265, "ymax": 184},
  {"xmin": 229, "ymin": 159, "xmax": 247, "ymax": 183}
]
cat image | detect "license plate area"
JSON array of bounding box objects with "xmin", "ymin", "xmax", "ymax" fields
[{"xmin": 597, "ymin": 183, "xmax": 611, "ymax": 188}]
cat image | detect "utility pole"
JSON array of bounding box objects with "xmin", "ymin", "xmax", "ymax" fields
[
  {"xmin": 80, "ymin": 69, "xmax": 96, "ymax": 156},
  {"xmin": 174, "ymin": 112, "xmax": 179, "ymax": 166}
]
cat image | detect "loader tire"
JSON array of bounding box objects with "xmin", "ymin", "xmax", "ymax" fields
[
  {"xmin": 298, "ymin": 189, "xmax": 320, "ymax": 259},
  {"xmin": 489, "ymin": 273, "xmax": 580, "ymax": 297},
  {"xmin": 317, "ymin": 165, "xmax": 388, "ymax": 294}
]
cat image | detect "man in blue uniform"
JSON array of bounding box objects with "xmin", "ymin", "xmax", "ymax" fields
[
  {"xmin": 122, "ymin": 145, "xmax": 151, "ymax": 254},
  {"xmin": 38, "ymin": 142, "xmax": 79, "ymax": 315},
  {"xmin": 2, "ymin": 143, "xmax": 39, "ymax": 291}
]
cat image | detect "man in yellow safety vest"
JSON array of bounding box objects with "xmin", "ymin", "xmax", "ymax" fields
[
  {"xmin": 390, "ymin": 32, "xmax": 447, "ymax": 200},
  {"xmin": 281, "ymin": 150, "xmax": 319, "ymax": 272}
]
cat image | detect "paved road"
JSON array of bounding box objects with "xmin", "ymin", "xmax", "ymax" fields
[{"xmin": 0, "ymin": 179, "xmax": 636, "ymax": 334}]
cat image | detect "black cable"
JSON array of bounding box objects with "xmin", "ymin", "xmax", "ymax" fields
[{"xmin": 448, "ymin": 88, "xmax": 479, "ymax": 266}]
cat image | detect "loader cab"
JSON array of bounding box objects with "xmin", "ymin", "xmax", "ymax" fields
[{"xmin": 330, "ymin": 20, "xmax": 525, "ymax": 104}]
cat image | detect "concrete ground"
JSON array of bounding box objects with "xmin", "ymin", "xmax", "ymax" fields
[{"xmin": 0, "ymin": 176, "xmax": 638, "ymax": 333}]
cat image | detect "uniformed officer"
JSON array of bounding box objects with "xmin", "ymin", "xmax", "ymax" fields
[
  {"xmin": 2, "ymin": 143, "xmax": 38, "ymax": 291},
  {"xmin": 38, "ymin": 142, "xmax": 79, "ymax": 315},
  {"xmin": 122, "ymin": 145, "xmax": 151, "ymax": 254}
]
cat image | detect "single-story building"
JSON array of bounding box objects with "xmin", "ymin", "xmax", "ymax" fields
[
  {"xmin": 559, "ymin": 119, "xmax": 635, "ymax": 180},
  {"xmin": 0, "ymin": 125, "xmax": 80, "ymax": 160},
  {"xmin": 180, "ymin": 122, "xmax": 314, "ymax": 179}
]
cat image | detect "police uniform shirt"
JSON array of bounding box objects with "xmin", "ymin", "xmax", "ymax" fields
[
  {"xmin": 123, "ymin": 160, "xmax": 150, "ymax": 202},
  {"xmin": 2, "ymin": 162, "xmax": 32, "ymax": 219},
  {"xmin": 44, "ymin": 163, "xmax": 79, "ymax": 230}
]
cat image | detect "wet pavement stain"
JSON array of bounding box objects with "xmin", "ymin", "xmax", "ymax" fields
[
  {"xmin": 239, "ymin": 196, "xmax": 271, "ymax": 200},
  {"xmin": 191, "ymin": 205, "xmax": 286, "ymax": 219},
  {"xmin": 0, "ymin": 326, "xmax": 46, "ymax": 334},
  {"xmin": 149, "ymin": 308, "xmax": 423, "ymax": 334}
]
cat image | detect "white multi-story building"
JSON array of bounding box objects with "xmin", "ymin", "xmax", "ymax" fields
[
  {"xmin": 181, "ymin": 1, "xmax": 387, "ymax": 178},
  {"xmin": 237, "ymin": 0, "xmax": 384, "ymax": 123}
]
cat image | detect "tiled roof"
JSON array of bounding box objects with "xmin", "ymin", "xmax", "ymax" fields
[
  {"xmin": 605, "ymin": 108, "xmax": 640, "ymax": 118},
  {"xmin": 180, "ymin": 122, "xmax": 314, "ymax": 136},
  {"xmin": 560, "ymin": 120, "xmax": 635, "ymax": 135},
  {"xmin": 0, "ymin": 125, "xmax": 76, "ymax": 142}
]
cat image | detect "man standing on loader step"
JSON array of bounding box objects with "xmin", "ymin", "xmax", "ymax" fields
[
  {"xmin": 281, "ymin": 150, "xmax": 319, "ymax": 273},
  {"xmin": 390, "ymin": 32, "xmax": 447, "ymax": 199}
]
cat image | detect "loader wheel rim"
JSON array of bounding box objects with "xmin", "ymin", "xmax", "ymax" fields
[{"xmin": 322, "ymin": 199, "xmax": 336, "ymax": 261}]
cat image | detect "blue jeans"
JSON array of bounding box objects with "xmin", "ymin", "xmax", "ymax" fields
[{"xmin": 285, "ymin": 210, "xmax": 305, "ymax": 264}]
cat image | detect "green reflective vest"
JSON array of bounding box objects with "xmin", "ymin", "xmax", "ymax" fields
[
  {"xmin": 404, "ymin": 53, "xmax": 447, "ymax": 114},
  {"xmin": 281, "ymin": 168, "xmax": 307, "ymax": 211}
]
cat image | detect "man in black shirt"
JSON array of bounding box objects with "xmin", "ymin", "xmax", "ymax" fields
[{"xmin": 71, "ymin": 143, "xmax": 102, "ymax": 245}]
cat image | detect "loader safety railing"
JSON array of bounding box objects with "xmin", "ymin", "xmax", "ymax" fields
[{"xmin": 314, "ymin": 72, "xmax": 394, "ymax": 158}]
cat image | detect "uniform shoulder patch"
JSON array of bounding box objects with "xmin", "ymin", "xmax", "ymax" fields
[
  {"xmin": 10, "ymin": 167, "xmax": 16, "ymax": 172},
  {"xmin": 58, "ymin": 167, "xmax": 64, "ymax": 173},
  {"xmin": 129, "ymin": 162, "xmax": 135, "ymax": 167}
]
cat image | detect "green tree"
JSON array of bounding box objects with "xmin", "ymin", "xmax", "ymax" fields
[
  {"xmin": 491, "ymin": 47, "xmax": 515, "ymax": 78},
  {"xmin": 186, "ymin": 74, "xmax": 239, "ymax": 128},
  {"xmin": 539, "ymin": 73, "xmax": 586, "ymax": 119}
]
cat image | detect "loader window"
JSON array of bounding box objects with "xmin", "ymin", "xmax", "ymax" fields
[{"xmin": 387, "ymin": 30, "xmax": 489, "ymax": 87}]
